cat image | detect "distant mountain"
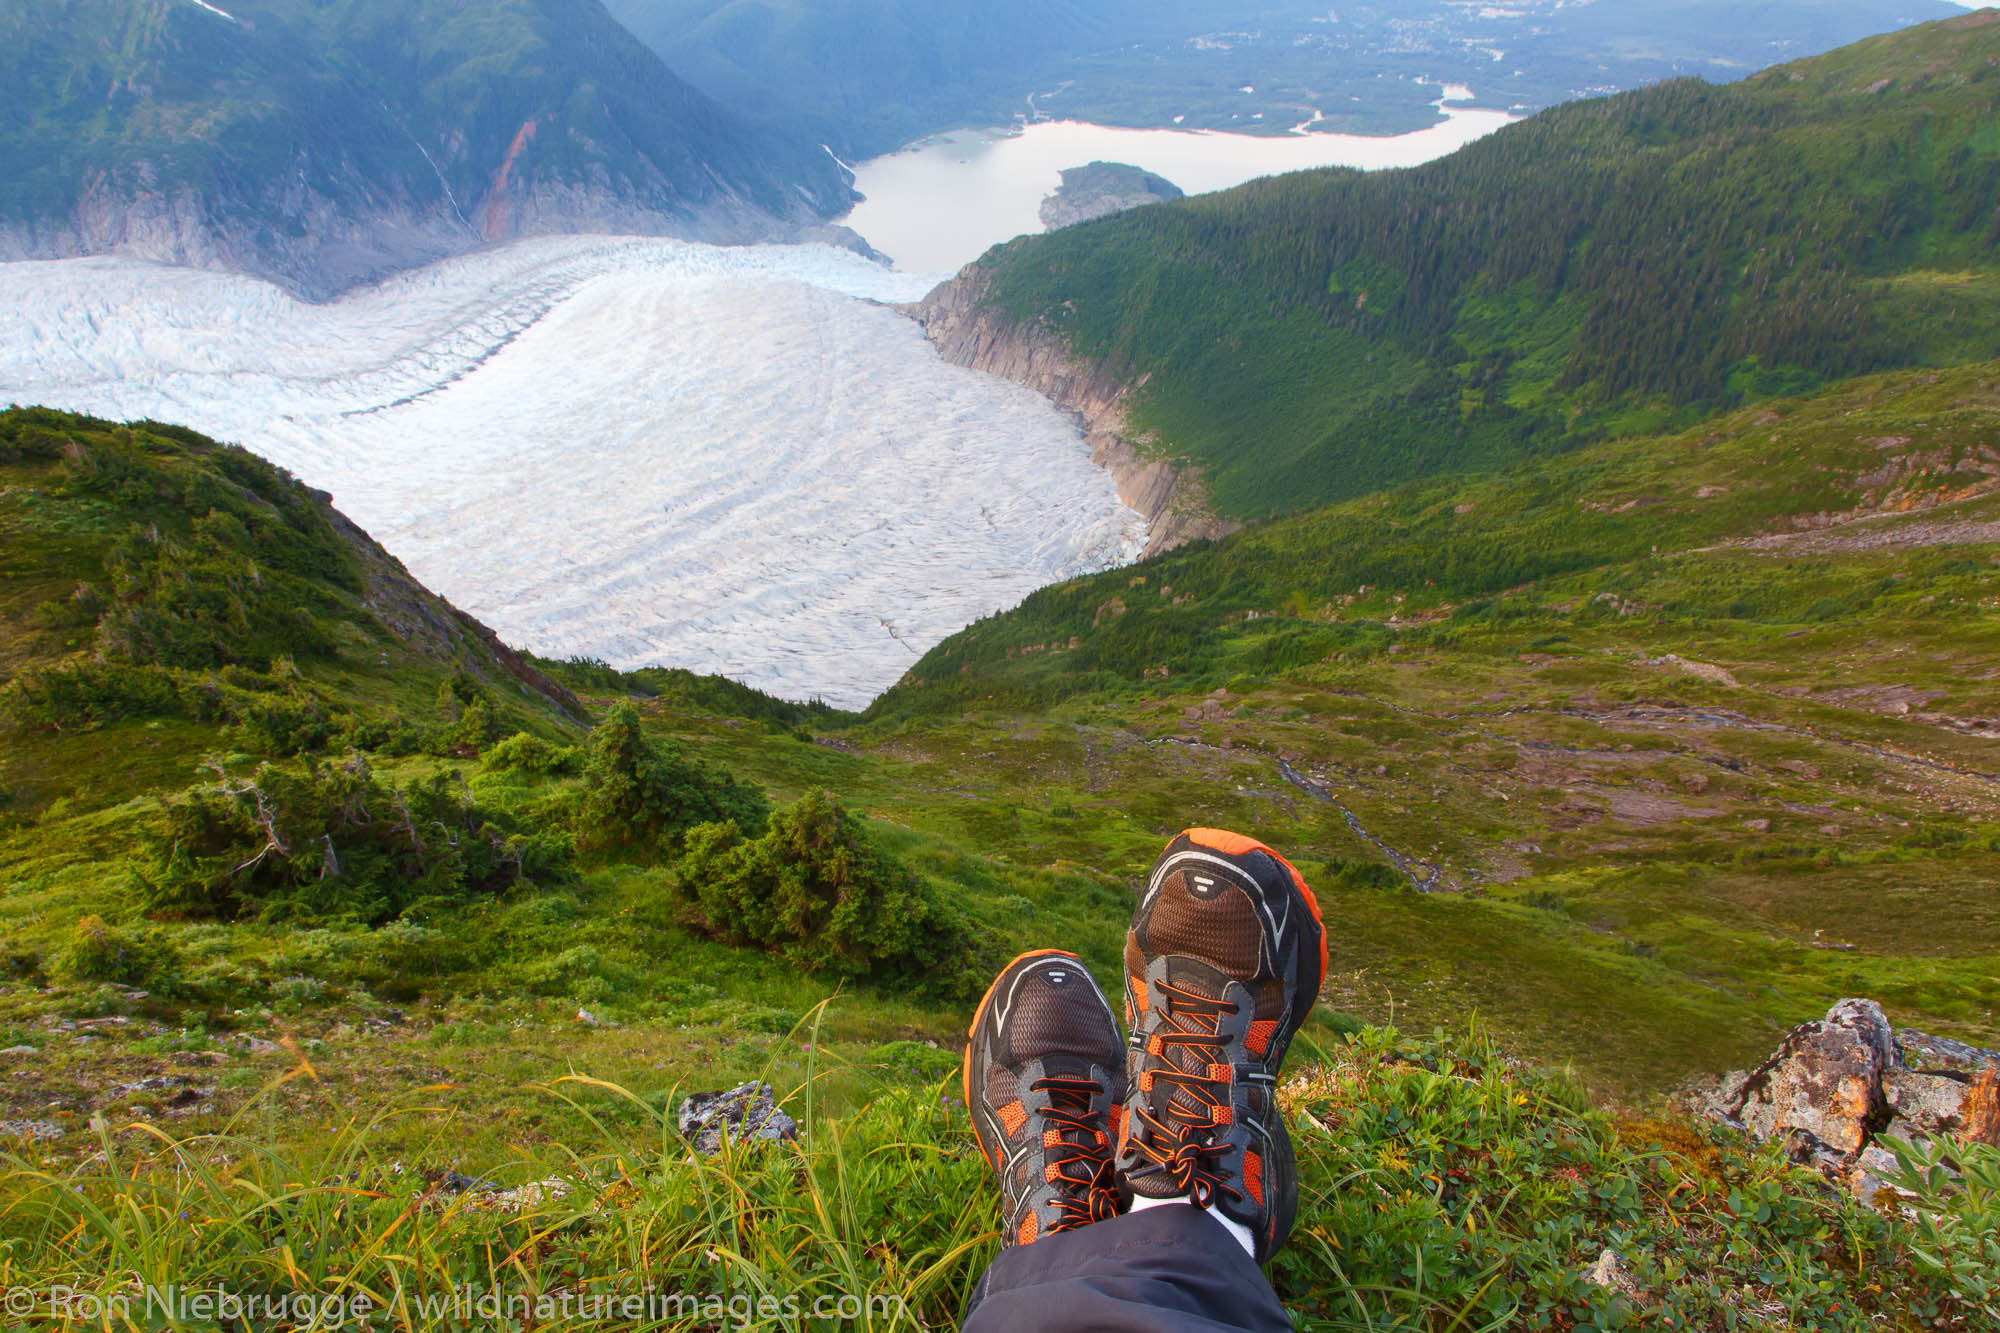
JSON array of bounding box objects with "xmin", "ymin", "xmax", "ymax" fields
[
  {"xmin": 0, "ymin": 0, "xmax": 859, "ymax": 297},
  {"xmin": 603, "ymin": 0, "xmax": 1967, "ymax": 159},
  {"xmin": 918, "ymin": 10, "xmax": 2000, "ymax": 521}
]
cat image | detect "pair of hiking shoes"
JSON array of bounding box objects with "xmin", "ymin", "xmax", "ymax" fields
[{"xmin": 963, "ymin": 829, "xmax": 1328, "ymax": 1263}]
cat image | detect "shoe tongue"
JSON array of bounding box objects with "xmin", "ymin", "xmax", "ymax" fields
[
  {"xmin": 1160, "ymin": 956, "xmax": 1228, "ymax": 1003},
  {"xmin": 1008, "ymin": 970, "xmax": 1117, "ymax": 1066},
  {"xmin": 1035, "ymin": 1050, "xmax": 1104, "ymax": 1086}
]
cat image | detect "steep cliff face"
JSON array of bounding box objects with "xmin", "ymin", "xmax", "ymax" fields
[{"xmin": 911, "ymin": 272, "xmax": 1235, "ymax": 557}]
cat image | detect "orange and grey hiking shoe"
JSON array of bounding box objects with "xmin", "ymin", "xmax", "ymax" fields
[
  {"xmin": 964, "ymin": 950, "xmax": 1128, "ymax": 1248},
  {"xmin": 1115, "ymin": 829, "xmax": 1328, "ymax": 1262}
]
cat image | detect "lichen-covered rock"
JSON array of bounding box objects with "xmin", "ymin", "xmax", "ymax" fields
[
  {"xmin": 1694, "ymin": 998, "xmax": 2000, "ymax": 1208},
  {"xmin": 678, "ymin": 1081, "xmax": 799, "ymax": 1155},
  {"xmin": 1963, "ymin": 1067, "xmax": 2000, "ymax": 1148},
  {"xmin": 1896, "ymin": 1029, "xmax": 2000, "ymax": 1075},
  {"xmin": 1715, "ymin": 998, "xmax": 1895, "ymax": 1156},
  {"xmin": 1882, "ymin": 1066, "xmax": 1972, "ymax": 1135},
  {"xmin": 1581, "ymin": 1247, "xmax": 1642, "ymax": 1297}
]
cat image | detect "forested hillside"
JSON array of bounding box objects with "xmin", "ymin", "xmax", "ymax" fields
[
  {"xmin": 948, "ymin": 11, "xmax": 2000, "ymax": 519},
  {"xmin": 0, "ymin": 0, "xmax": 857, "ymax": 296}
]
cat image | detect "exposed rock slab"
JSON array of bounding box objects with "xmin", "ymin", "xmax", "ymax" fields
[
  {"xmin": 1883, "ymin": 1066, "xmax": 1974, "ymax": 1136},
  {"xmin": 1711, "ymin": 998, "xmax": 1894, "ymax": 1155},
  {"xmin": 911, "ymin": 270, "xmax": 1237, "ymax": 557},
  {"xmin": 679, "ymin": 1081, "xmax": 799, "ymax": 1155},
  {"xmin": 1896, "ymin": 1028, "xmax": 2000, "ymax": 1075}
]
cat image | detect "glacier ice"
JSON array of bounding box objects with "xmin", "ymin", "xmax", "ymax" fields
[{"xmin": 0, "ymin": 236, "xmax": 1147, "ymax": 708}]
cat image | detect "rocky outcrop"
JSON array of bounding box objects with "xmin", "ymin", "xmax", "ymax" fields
[
  {"xmin": 1691, "ymin": 998, "xmax": 2000, "ymax": 1197},
  {"xmin": 911, "ymin": 271, "xmax": 1237, "ymax": 558},
  {"xmin": 679, "ymin": 1081, "xmax": 799, "ymax": 1154}
]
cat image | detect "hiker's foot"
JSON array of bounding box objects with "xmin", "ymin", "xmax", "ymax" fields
[
  {"xmin": 964, "ymin": 949, "xmax": 1128, "ymax": 1247},
  {"xmin": 1116, "ymin": 829, "xmax": 1327, "ymax": 1262}
]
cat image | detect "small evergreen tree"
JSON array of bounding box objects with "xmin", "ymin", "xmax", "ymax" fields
[
  {"xmin": 575, "ymin": 702, "xmax": 766, "ymax": 857},
  {"xmin": 677, "ymin": 789, "xmax": 973, "ymax": 986}
]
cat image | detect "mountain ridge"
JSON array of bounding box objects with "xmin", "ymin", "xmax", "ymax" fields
[{"xmin": 0, "ymin": 0, "xmax": 862, "ymax": 298}]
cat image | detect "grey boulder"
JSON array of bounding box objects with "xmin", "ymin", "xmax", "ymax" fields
[{"xmin": 678, "ymin": 1081, "xmax": 799, "ymax": 1155}]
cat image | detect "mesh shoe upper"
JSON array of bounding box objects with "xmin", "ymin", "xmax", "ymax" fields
[
  {"xmin": 1116, "ymin": 829, "xmax": 1326, "ymax": 1263},
  {"xmin": 964, "ymin": 950, "xmax": 1128, "ymax": 1248}
]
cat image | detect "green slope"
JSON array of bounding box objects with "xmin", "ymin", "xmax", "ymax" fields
[
  {"xmin": 0, "ymin": 396, "xmax": 1993, "ymax": 1328},
  {"xmin": 0, "ymin": 409, "xmax": 586, "ymax": 774},
  {"xmin": 877, "ymin": 358, "xmax": 2000, "ymax": 714},
  {"xmin": 952, "ymin": 10, "xmax": 2000, "ymax": 519}
]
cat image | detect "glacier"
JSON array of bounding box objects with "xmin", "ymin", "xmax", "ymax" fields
[{"xmin": 0, "ymin": 236, "xmax": 1147, "ymax": 708}]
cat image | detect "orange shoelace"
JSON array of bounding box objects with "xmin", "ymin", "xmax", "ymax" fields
[
  {"xmin": 1127, "ymin": 980, "xmax": 1243, "ymax": 1207},
  {"xmin": 1030, "ymin": 1074, "xmax": 1122, "ymax": 1232}
]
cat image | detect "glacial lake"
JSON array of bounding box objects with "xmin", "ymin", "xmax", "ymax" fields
[{"xmin": 844, "ymin": 95, "xmax": 1516, "ymax": 274}]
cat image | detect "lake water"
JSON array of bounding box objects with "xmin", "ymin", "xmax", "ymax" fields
[{"xmin": 844, "ymin": 94, "xmax": 1514, "ymax": 273}]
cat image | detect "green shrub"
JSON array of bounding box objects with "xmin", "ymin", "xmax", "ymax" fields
[
  {"xmin": 574, "ymin": 702, "xmax": 766, "ymax": 858},
  {"xmin": 0, "ymin": 419, "xmax": 71, "ymax": 462},
  {"xmin": 137, "ymin": 757, "xmax": 573, "ymax": 925},
  {"xmin": 34, "ymin": 583, "xmax": 103, "ymax": 629},
  {"xmin": 235, "ymin": 691, "xmax": 343, "ymax": 755},
  {"xmin": 97, "ymin": 522, "xmax": 338, "ymax": 669},
  {"xmin": 483, "ymin": 731, "xmax": 583, "ymax": 778},
  {"xmin": 0, "ymin": 661, "xmax": 191, "ymax": 729},
  {"xmin": 676, "ymin": 789, "xmax": 977, "ymax": 989},
  {"xmin": 517, "ymin": 944, "xmax": 639, "ymax": 1004},
  {"xmin": 423, "ymin": 675, "xmax": 502, "ymax": 757},
  {"xmin": 59, "ymin": 914, "xmax": 179, "ymax": 989},
  {"xmin": 1878, "ymin": 1133, "xmax": 2000, "ymax": 1321},
  {"xmin": 0, "ymin": 658, "xmax": 366, "ymax": 753}
]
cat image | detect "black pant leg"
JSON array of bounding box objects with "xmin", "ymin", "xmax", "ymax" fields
[{"xmin": 961, "ymin": 1203, "xmax": 1292, "ymax": 1332}]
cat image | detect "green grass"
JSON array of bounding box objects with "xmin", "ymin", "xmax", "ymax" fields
[{"xmin": 4, "ymin": 1023, "xmax": 1985, "ymax": 1329}]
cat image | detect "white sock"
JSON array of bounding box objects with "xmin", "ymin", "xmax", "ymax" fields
[{"xmin": 1128, "ymin": 1194, "xmax": 1257, "ymax": 1259}]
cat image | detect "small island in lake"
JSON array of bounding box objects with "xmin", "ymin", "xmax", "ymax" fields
[{"xmin": 1038, "ymin": 161, "xmax": 1185, "ymax": 229}]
